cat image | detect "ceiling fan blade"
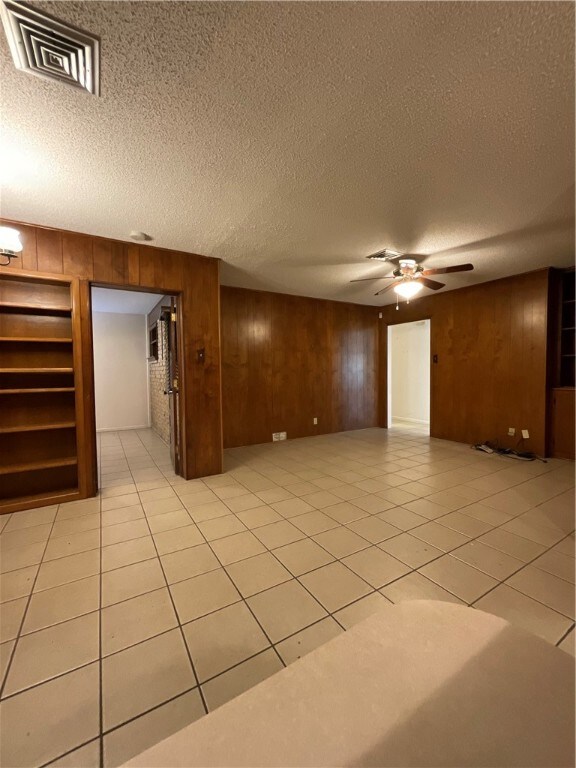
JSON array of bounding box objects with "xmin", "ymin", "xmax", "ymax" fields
[
  {"xmin": 374, "ymin": 282, "xmax": 397, "ymax": 296},
  {"xmin": 418, "ymin": 277, "xmax": 445, "ymax": 290},
  {"xmin": 350, "ymin": 275, "xmax": 395, "ymax": 283},
  {"xmin": 421, "ymin": 263, "xmax": 473, "ymax": 276}
]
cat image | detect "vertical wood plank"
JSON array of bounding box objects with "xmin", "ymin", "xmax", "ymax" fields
[
  {"xmin": 138, "ymin": 246, "xmax": 155, "ymax": 288},
  {"xmin": 63, "ymin": 233, "xmax": 94, "ymax": 278},
  {"xmin": 17, "ymin": 224, "xmax": 38, "ymax": 271},
  {"xmin": 221, "ymin": 287, "xmax": 379, "ymax": 448},
  {"xmin": 110, "ymin": 241, "xmax": 129, "ymax": 284},
  {"xmin": 93, "ymin": 240, "xmax": 128, "ymax": 284},
  {"xmin": 127, "ymin": 244, "xmax": 140, "ymax": 285},
  {"xmin": 36, "ymin": 228, "xmax": 63, "ymax": 274}
]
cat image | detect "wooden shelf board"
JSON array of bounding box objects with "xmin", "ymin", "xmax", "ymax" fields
[
  {"xmin": 0, "ymin": 457, "xmax": 78, "ymax": 475},
  {"xmin": 0, "ymin": 337, "xmax": 73, "ymax": 343},
  {"xmin": 0, "ymin": 302, "xmax": 71, "ymax": 315},
  {"xmin": 0, "ymin": 422, "xmax": 75, "ymax": 434},
  {"xmin": 0, "ymin": 368, "xmax": 74, "ymax": 373},
  {"xmin": 0, "ymin": 488, "xmax": 81, "ymax": 515},
  {"xmin": 0, "ymin": 387, "xmax": 75, "ymax": 394}
]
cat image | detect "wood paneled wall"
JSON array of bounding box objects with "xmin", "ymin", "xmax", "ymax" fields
[
  {"xmin": 221, "ymin": 287, "xmax": 379, "ymax": 448},
  {"xmin": 378, "ymin": 269, "xmax": 550, "ymax": 455},
  {"xmin": 0, "ymin": 220, "xmax": 223, "ymax": 483},
  {"xmin": 1, "ymin": 218, "xmax": 554, "ymax": 467}
]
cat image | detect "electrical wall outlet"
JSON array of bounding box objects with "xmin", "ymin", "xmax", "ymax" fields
[
  {"xmin": 508, "ymin": 427, "xmax": 515, "ymax": 436},
  {"xmin": 313, "ymin": 417, "xmax": 318, "ymax": 425},
  {"xmin": 522, "ymin": 429, "xmax": 530, "ymax": 439},
  {"xmin": 272, "ymin": 432, "xmax": 282, "ymax": 442}
]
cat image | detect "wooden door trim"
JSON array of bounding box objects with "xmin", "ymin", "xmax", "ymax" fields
[
  {"xmin": 71, "ymin": 277, "xmax": 97, "ymax": 497},
  {"xmin": 174, "ymin": 296, "xmax": 186, "ymax": 476},
  {"xmin": 380, "ymin": 316, "xmax": 433, "ymax": 432},
  {"xmin": 87, "ymin": 281, "xmax": 186, "ymax": 482}
]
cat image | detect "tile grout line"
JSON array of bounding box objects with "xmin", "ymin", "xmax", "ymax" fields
[
  {"xmin": 162, "ymin": 498, "xmax": 291, "ymax": 680},
  {"xmin": 128, "ymin": 434, "xmax": 211, "ymax": 720},
  {"xmin": 168, "ymin": 474, "xmax": 402, "ymax": 669},
  {"xmin": 468, "ymin": 530, "xmax": 576, "ymax": 616},
  {"xmin": 2, "ymin": 484, "xmax": 573, "ymax": 641},
  {"xmin": 0, "ymin": 501, "xmax": 61, "ymax": 701},
  {"xmin": 1, "ymin": 492, "xmax": 573, "ymax": 625},
  {"xmin": 555, "ymin": 623, "xmax": 576, "ymax": 648},
  {"xmin": 141, "ymin": 458, "xmax": 369, "ymax": 671},
  {"xmin": 0, "ymin": 445, "xmax": 568, "ymax": 569},
  {"xmin": 2, "ymin": 521, "xmax": 573, "ymax": 708},
  {"xmin": 37, "ymin": 737, "xmax": 100, "ymax": 768},
  {"xmin": 0, "ymin": 427, "xmax": 573, "ymax": 765},
  {"xmin": 209, "ymin": 473, "xmax": 575, "ymax": 617}
]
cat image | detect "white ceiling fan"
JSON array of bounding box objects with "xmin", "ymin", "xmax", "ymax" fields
[{"xmin": 351, "ymin": 250, "xmax": 474, "ymax": 299}]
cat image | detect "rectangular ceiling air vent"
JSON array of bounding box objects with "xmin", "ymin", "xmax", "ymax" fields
[
  {"xmin": 367, "ymin": 249, "xmax": 402, "ymax": 262},
  {"xmin": 0, "ymin": 0, "xmax": 100, "ymax": 95}
]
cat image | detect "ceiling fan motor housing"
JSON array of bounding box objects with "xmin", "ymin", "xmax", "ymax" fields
[{"xmin": 394, "ymin": 259, "xmax": 423, "ymax": 278}]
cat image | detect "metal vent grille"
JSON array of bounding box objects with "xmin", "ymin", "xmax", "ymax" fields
[
  {"xmin": 366, "ymin": 249, "xmax": 402, "ymax": 262},
  {"xmin": 0, "ymin": 0, "xmax": 99, "ymax": 95}
]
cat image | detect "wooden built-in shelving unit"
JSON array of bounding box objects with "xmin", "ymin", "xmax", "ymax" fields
[
  {"xmin": 0, "ymin": 273, "xmax": 82, "ymax": 512},
  {"xmin": 559, "ymin": 277, "xmax": 575, "ymax": 389},
  {"xmin": 548, "ymin": 268, "xmax": 575, "ymax": 460}
]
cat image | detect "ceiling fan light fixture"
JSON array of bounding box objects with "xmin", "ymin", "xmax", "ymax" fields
[{"xmin": 394, "ymin": 280, "xmax": 423, "ymax": 299}]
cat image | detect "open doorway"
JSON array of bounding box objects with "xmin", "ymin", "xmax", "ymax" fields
[
  {"xmin": 387, "ymin": 319, "xmax": 431, "ymax": 434},
  {"xmin": 91, "ymin": 287, "xmax": 181, "ymax": 480}
]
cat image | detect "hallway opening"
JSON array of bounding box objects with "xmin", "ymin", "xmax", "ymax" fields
[
  {"xmin": 91, "ymin": 287, "xmax": 181, "ymax": 476},
  {"xmin": 387, "ymin": 319, "xmax": 431, "ymax": 434}
]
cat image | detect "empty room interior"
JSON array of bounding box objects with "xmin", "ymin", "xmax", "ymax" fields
[{"xmin": 0, "ymin": 2, "xmax": 574, "ymax": 767}]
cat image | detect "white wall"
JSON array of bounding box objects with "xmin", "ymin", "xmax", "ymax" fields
[
  {"xmin": 388, "ymin": 320, "xmax": 431, "ymax": 425},
  {"xmin": 93, "ymin": 311, "xmax": 150, "ymax": 431}
]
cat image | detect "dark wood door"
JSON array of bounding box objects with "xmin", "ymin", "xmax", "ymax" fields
[{"xmin": 168, "ymin": 297, "xmax": 181, "ymax": 474}]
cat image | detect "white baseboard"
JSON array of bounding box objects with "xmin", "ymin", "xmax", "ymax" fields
[
  {"xmin": 96, "ymin": 424, "xmax": 151, "ymax": 433},
  {"xmin": 392, "ymin": 417, "xmax": 430, "ymax": 426}
]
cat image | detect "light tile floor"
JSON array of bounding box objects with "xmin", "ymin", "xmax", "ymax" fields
[{"xmin": 0, "ymin": 426, "xmax": 574, "ymax": 767}]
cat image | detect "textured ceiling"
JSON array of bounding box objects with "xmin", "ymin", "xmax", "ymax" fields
[
  {"xmin": 0, "ymin": 1, "xmax": 574, "ymax": 305},
  {"xmin": 91, "ymin": 287, "xmax": 162, "ymax": 314}
]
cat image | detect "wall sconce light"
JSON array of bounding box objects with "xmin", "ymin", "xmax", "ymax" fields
[{"xmin": 0, "ymin": 226, "xmax": 23, "ymax": 266}]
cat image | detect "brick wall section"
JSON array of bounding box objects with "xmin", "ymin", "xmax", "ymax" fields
[{"xmin": 149, "ymin": 318, "xmax": 171, "ymax": 445}]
